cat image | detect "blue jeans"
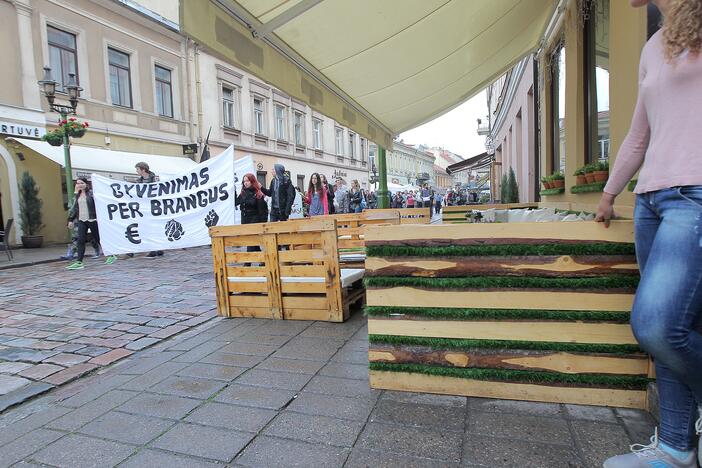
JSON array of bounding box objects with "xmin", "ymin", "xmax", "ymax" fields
[{"xmin": 631, "ymin": 186, "xmax": 702, "ymax": 450}]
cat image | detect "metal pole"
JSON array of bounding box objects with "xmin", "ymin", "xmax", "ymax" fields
[
  {"xmin": 61, "ymin": 111, "xmax": 74, "ymax": 209},
  {"xmin": 377, "ymin": 146, "xmax": 389, "ymax": 208}
]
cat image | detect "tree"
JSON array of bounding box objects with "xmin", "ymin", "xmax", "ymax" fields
[
  {"xmin": 507, "ymin": 167, "xmax": 519, "ymax": 203},
  {"xmin": 500, "ymin": 173, "xmax": 509, "ymax": 203},
  {"xmin": 18, "ymin": 171, "xmax": 43, "ymax": 236}
]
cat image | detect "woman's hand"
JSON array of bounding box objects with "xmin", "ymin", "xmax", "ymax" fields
[{"xmin": 594, "ymin": 192, "xmax": 616, "ymax": 228}]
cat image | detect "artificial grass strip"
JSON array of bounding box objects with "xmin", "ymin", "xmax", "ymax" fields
[
  {"xmin": 540, "ymin": 188, "xmax": 565, "ymax": 196},
  {"xmin": 570, "ymin": 182, "xmax": 607, "ymax": 194},
  {"xmin": 364, "ymin": 275, "xmax": 639, "ymax": 290},
  {"xmin": 364, "ymin": 306, "xmax": 630, "ymax": 323},
  {"xmin": 369, "ymin": 362, "xmax": 650, "ymax": 390},
  {"xmin": 366, "ymin": 243, "xmax": 636, "ymax": 258},
  {"xmin": 628, "ymin": 179, "xmax": 638, "ymax": 192},
  {"xmin": 368, "ymin": 334, "xmax": 643, "ymax": 355}
]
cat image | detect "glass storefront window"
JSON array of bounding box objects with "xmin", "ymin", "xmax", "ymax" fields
[
  {"xmin": 550, "ymin": 44, "xmax": 566, "ymax": 174},
  {"xmin": 585, "ymin": 0, "xmax": 610, "ymax": 164}
]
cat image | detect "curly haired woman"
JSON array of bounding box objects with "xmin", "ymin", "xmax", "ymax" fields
[{"xmin": 596, "ymin": 1, "xmax": 702, "ymax": 466}]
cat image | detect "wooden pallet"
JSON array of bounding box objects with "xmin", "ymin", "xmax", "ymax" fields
[
  {"xmin": 441, "ymin": 203, "xmax": 539, "ymax": 223},
  {"xmin": 364, "ymin": 220, "xmax": 651, "ymax": 409}
]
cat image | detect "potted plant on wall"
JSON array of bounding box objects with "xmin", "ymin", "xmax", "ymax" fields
[
  {"xmin": 42, "ymin": 128, "xmax": 64, "ymax": 147},
  {"xmin": 574, "ymin": 166, "xmax": 587, "ymax": 185},
  {"xmin": 551, "ymin": 172, "xmax": 565, "ymax": 189},
  {"xmin": 18, "ymin": 171, "xmax": 44, "ymax": 248},
  {"xmin": 592, "ymin": 161, "xmax": 609, "ymax": 182},
  {"xmin": 541, "ymin": 175, "xmax": 552, "ymax": 190},
  {"xmin": 584, "ymin": 164, "xmax": 597, "ymax": 184}
]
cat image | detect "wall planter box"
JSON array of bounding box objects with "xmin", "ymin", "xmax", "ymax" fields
[
  {"xmin": 570, "ymin": 181, "xmax": 607, "ymax": 194},
  {"xmin": 364, "ymin": 221, "xmax": 651, "ymax": 409}
]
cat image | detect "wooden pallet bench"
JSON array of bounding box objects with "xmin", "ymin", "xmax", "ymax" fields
[
  {"xmin": 441, "ymin": 203, "xmax": 539, "ymax": 224},
  {"xmin": 210, "ymin": 218, "xmax": 365, "ymax": 322},
  {"xmin": 332, "ymin": 210, "xmax": 401, "ymax": 268},
  {"xmin": 364, "ymin": 220, "xmax": 651, "ymax": 409},
  {"xmin": 370, "ymin": 207, "xmax": 432, "ymax": 224}
]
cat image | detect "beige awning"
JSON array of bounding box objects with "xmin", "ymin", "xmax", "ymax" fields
[{"xmin": 180, "ymin": 0, "xmax": 556, "ymax": 148}]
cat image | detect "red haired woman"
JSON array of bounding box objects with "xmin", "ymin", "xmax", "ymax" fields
[
  {"xmin": 236, "ymin": 173, "xmax": 268, "ymax": 224},
  {"xmin": 305, "ymin": 172, "xmax": 329, "ymax": 216}
]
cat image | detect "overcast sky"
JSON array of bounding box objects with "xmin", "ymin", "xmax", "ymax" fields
[{"xmin": 399, "ymin": 90, "xmax": 488, "ymax": 159}]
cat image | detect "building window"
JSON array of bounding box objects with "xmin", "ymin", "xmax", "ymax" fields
[
  {"xmin": 108, "ymin": 47, "xmax": 132, "ymax": 108},
  {"xmin": 253, "ymin": 97, "xmax": 265, "ymax": 135},
  {"xmin": 222, "ymin": 86, "xmax": 236, "ymax": 128},
  {"xmin": 294, "ymin": 111, "xmax": 304, "ymax": 146},
  {"xmin": 360, "ymin": 137, "xmax": 367, "ymax": 164},
  {"xmin": 584, "ymin": 0, "xmax": 610, "ymax": 164},
  {"xmin": 154, "ymin": 65, "xmax": 173, "ymax": 118},
  {"xmin": 275, "ymin": 104, "xmax": 286, "ymax": 140},
  {"xmin": 312, "ymin": 119, "xmax": 322, "ymax": 149},
  {"xmin": 47, "ymin": 26, "xmax": 78, "ymax": 93},
  {"xmin": 348, "ymin": 132, "xmax": 356, "ymax": 160},
  {"xmin": 335, "ymin": 127, "xmax": 343, "ymax": 156},
  {"xmin": 550, "ymin": 43, "xmax": 566, "ymax": 174}
]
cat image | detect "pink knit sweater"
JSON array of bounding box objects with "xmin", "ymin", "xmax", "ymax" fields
[{"xmin": 604, "ymin": 30, "xmax": 702, "ymax": 195}]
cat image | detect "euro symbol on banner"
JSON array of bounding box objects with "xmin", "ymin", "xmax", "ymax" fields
[{"xmin": 125, "ymin": 223, "xmax": 141, "ymax": 244}]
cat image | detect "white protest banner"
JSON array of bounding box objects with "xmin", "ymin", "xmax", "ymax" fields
[
  {"xmin": 93, "ymin": 147, "xmax": 236, "ymax": 255},
  {"xmin": 232, "ymin": 154, "xmax": 255, "ymax": 225},
  {"xmin": 289, "ymin": 191, "xmax": 304, "ymax": 219}
]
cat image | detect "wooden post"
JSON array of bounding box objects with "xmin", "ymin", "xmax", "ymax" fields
[
  {"xmin": 262, "ymin": 233, "xmax": 283, "ymax": 320},
  {"xmin": 211, "ymin": 236, "xmax": 230, "ymax": 317}
]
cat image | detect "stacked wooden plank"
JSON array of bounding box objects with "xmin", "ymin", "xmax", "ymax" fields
[
  {"xmin": 370, "ymin": 208, "xmax": 431, "ymax": 224},
  {"xmin": 210, "ymin": 218, "xmax": 364, "ymax": 322},
  {"xmin": 332, "ymin": 210, "xmax": 400, "ymax": 268},
  {"xmin": 365, "ymin": 221, "xmax": 650, "ymax": 409},
  {"xmin": 441, "ymin": 203, "xmax": 539, "ymax": 224}
]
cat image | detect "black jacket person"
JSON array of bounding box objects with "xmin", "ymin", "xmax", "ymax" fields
[{"xmin": 261, "ymin": 164, "xmax": 295, "ymax": 221}]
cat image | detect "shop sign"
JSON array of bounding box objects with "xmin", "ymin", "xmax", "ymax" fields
[
  {"xmin": 333, "ymin": 169, "xmax": 348, "ymax": 178},
  {"xmin": 182, "ymin": 143, "xmax": 198, "ymax": 155},
  {"xmin": 0, "ymin": 121, "xmax": 45, "ymax": 139}
]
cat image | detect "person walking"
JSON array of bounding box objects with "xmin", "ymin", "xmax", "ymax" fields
[
  {"xmin": 135, "ymin": 162, "xmax": 163, "ymax": 259},
  {"xmin": 262, "ymin": 164, "xmax": 295, "ymax": 222},
  {"xmin": 597, "ymin": 1, "xmax": 702, "ymax": 466},
  {"xmin": 65, "ymin": 177, "xmax": 116, "ymax": 270},
  {"xmin": 349, "ymin": 180, "xmax": 364, "ymax": 213},
  {"xmin": 435, "ymin": 192, "xmax": 443, "ymax": 215},
  {"xmin": 305, "ymin": 172, "xmax": 329, "ymax": 216},
  {"xmin": 406, "ymin": 191, "xmax": 415, "ymax": 209},
  {"xmin": 236, "ymin": 173, "xmax": 268, "ymax": 225},
  {"xmin": 320, "ymin": 174, "xmax": 335, "ymax": 214},
  {"xmin": 333, "ymin": 177, "xmax": 351, "ymax": 214}
]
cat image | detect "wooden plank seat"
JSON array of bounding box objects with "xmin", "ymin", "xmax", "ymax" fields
[
  {"xmin": 331, "ymin": 210, "xmax": 401, "ymax": 268},
  {"xmin": 370, "ymin": 207, "xmax": 431, "ymax": 224},
  {"xmin": 209, "ymin": 218, "xmax": 365, "ymax": 322},
  {"xmin": 364, "ymin": 220, "xmax": 652, "ymax": 409}
]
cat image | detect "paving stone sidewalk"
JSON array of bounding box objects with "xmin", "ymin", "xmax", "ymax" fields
[
  {"xmin": 0, "ymin": 248, "xmax": 217, "ymax": 411},
  {"xmin": 0, "ymin": 309, "xmax": 655, "ymax": 467}
]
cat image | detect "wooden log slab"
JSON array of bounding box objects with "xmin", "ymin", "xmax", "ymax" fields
[{"xmin": 369, "ymin": 371, "xmax": 648, "ymax": 409}]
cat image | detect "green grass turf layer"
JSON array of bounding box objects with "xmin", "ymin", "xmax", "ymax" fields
[
  {"xmin": 366, "ymin": 243, "xmax": 636, "ymax": 258},
  {"xmin": 364, "ymin": 275, "xmax": 639, "ymax": 290},
  {"xmin": 364, "ymin": 306, "xmax": 630, "ymax": 323},
  {"xmin": 369, "ymin": 362, "xmax": 650, "ymax": 390},
  {"xmin": 368, "ymin": 334, "xmax": 643, "ymax": 355},
  {"xmin": 571, "ymin": 182, "xmax": 607, "ymax": 194}
]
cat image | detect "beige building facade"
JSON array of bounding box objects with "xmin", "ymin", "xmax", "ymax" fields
[{"xmin": 386, "ymin": 141, "xmax": 434, "ymax": 188}]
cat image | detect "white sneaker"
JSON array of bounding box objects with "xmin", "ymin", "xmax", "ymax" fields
[{"xmin": 602, "ymin": 429, "xmax": 697, "ymax": 468}]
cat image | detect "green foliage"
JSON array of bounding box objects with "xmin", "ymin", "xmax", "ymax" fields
[
  {"xmin": 506, "ymin": 167, "xmax": 519, "ymax": 203},
  {"xmin": 570, "ymin": 182, "xmax": 607, "ymax": 194},
  {"xmin": 18, "ymin": 171, "xmax": 43, "ymax": 236},
  {"xmin": 368, "ymin": 334, "xmax": 643, "ymax": 355},
  {"xmin": 550, "ymin": 171, "xmax": 565, "ymax": 180},
  {"xmin": 364, "ymin": 275, "xmax": 639, "ymax": 290},
  {"xmin": 627, "ymin": 179, "xmax": 638, "ymax": 192},
  {"xmin": 595, "ymin": 160, "xmax": 609, "ymax": 171},
  {"xmin": 368, "ymin": 362, "xmax": 650, "ymax": 390},
  {"xmin": 364, "ymin": 306, "xmax": 631, "ymax": 323},
  {"xmin": 573, "ymin": 166, "xmax": 587, "ymax": 176},
  {"xmin": 583, "ymin": 163, "xmax": 598, "ymax": 174},
  {"xmin": 500, "ymin": 172, "xmax": 508, "ymax": 203},
  {"xmin": 366, "ymin": 243, "xmax": 636, "ymax": 258}
]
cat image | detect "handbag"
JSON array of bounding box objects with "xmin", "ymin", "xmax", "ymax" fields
[{"xmin": 360, "ymin": 190, "xmax": 367, "ymax": 210}]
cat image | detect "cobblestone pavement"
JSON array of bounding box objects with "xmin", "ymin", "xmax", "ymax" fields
[
  {"xmin": 0, "ymin": 310, "xmax": 655, "ymax": 467},
  {"xmin": 0, "ymin": 248, "xmax": 217, "ymax": 411}
]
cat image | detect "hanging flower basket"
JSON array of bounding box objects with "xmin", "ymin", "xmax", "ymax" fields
[
  {"xmin": 59, "ymin": 117, "xmax": 89, "ymax": 139},
  {"xmin": 42, "ymin": 129, "xmax": 65, "ymax": 147}
]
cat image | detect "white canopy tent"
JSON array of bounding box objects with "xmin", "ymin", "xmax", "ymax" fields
[{"xmin": 180, "ymin": 0, "xmax": 556, "ymax": 147}]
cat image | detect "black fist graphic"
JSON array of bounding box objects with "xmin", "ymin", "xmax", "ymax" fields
[
  {"xmin": 165, "ymin": 219, "xmax": 185, "ymax": 242},
  {"xmin": 205, "ymin": 209, "xmax": 219, "ymax": 228}
]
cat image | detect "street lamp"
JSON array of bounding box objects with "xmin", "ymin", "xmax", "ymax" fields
[{"xmin": 38, "ymin": 66, "xmax": 83, "ymax": 208}]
